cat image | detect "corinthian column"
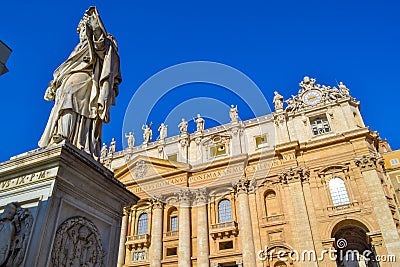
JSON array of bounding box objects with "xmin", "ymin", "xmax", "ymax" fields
[
  {"xmin": 195, "ymin": 188, "xmax": 210, "ymax": 267},
  {"xmin": 178, "ymin": 189, "xmax": 192, "ymax": 267},
  {"xmin": 117, "ymin": 206, "xmax": 130, "ymax": 267},
  {"xmin": 149, "ymin": 197, "xmax": 164, "ymax": 267},
  {"xmin": 233, "ymin": 178, "xmax": 256, "ymax": 266}
]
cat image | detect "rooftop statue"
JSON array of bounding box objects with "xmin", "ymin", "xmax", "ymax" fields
[
  {"xmin": 142, "ymin": 123, "xmax": 153, "ymax": 144},
  {"xmin": 158, "ymin": 123, "xmax": 167, "ymax": 141},
  {"xmin": 194, "ymin": 114, "xmax": 205, "ymax": 132},
  {"xmin": 125, "ymin": 132, "xmax": 135, "ymax": 148},
  {"xmin": 230, "ymin": 104, "xmax": 238, "ymax": 122},
  {"xmin": 272, "ymin": 91, "xmax": 284, "ymax": 111},
  {"xmin": 178, "ymin": 118, "xmax": 188, "ymax": 134},
  {"xmin": 38, "ymin": 6, "xmax": 122, "ymax": 159}
]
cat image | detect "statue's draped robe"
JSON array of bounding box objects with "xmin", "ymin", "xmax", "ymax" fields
[{"xmin": 39, "ymin": 34, "xmax": 121, "ymax": 158}]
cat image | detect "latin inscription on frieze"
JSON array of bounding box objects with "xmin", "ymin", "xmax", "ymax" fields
[{"xmin": 0, "ymin": 167, "xmax": 57, "ymax": 191}]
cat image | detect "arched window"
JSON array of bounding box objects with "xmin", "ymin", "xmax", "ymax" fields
[
  {"xmin": 137, "ymin": 213, "xmax": 148, "ymax": 235},
  {"xmin": 218, "ymin": 199, "xmax": 232, "ymax": 223},
  {"xmin": 168, "ymin": 207, "xmax": 178, "ymax": 232},
  {"xmin": 329, "ymin": 178, "xmax": 350, "ymax": 206}
]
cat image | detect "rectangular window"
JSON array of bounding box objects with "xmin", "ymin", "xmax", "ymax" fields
[
  {"xmin": 255, "ymin": 135, "xmax": 268, "ymax": 149},
  {"xmin": 166, "ymin": 247, "xmax": 177, "ymax": 256},
  {"xmin": 311, "ymin": 116, "xmax": 331, "ymax": 136},
  {"xmin": 396, "ymin": 175, "xmax": 400, "ymax": 184},
  {"xmin": 210, "ymin": 144, "xmax": 226, "ymax": 157},
  {"xmin": 390, "ymin": 158, "xmax": 399, "ymax": 166},
  {"xmin": 168, "ymin": 154, "xmax": 177, "ymax": 162},
  {"xmin": 170, "ymin": 216, "xmax": 178, "ymax": 231},
  {"xmin": 219, "ymin": 241, "xmax": 234, "ymax": 250}
]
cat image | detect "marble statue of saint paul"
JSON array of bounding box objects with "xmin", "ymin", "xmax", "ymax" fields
[{"xmin": 39, "ymin": 6, "xmax": 121, "ymax": 159}]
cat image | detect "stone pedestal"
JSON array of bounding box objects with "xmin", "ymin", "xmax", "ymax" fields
[{"xmin": 0, "ymin": 141, "xmax": 138, "ymax": 267}]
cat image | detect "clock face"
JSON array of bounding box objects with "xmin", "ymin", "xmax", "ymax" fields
[{"xmin": 303, "ymin": 90, "xmax": 322, "ymax": 105}]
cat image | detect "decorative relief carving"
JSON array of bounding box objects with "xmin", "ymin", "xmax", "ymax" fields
[
  {"xmin": 0, "ymin": 202, "xmax": 33, "ymax": 266},
  {"xmin": 274, "ymin": 113, "xmax": 286, "ymax": 126},
  {"xmin": 355, "ymin": 154, "xmax": 384, "ymax": 172},
  {"xmin": 279, "ymin": 167, "xmax": 310, "ymax": 184},
  {"xmin": 131, "ymin": 250, "xmax": 146, "ymax": 262},
  {"xmin": 179, "ymin": 138, "xmax": 189, "ymax": 148},
  {"xmin": 52, "ymin": 216, "xmax": 104, "ymax": 267},
  {"xmin": 134, "ymin": 160, "xmax": 148, "ymax": 179},
  {"xmin": 229, "ymin": 124, "xmax": 244, "ymax": 137},
  {"xmin": 284, "ymin": 76, "xmax": 354, "ymax": 113}
]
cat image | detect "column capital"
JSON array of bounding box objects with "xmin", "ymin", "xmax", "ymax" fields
[
  {"xmin": 151, "ymin": 195, "xmax": 165, "ymax": 209},
  {"xmin": 194, "ymin": 187, "xmax": 208, "ymax": 205},
  {"xmin": 228, "ymin": 122, "xmax": 244, "ymax": 137},
  {"xmin": 274, "ymin": 113, "xmax": 286, "ymax": 126},
  {"xmin": 177, "ymin": 188, "xmax": 192, "ymax": 206},
  {"xmin": 355, "ymin": 153, "xmax": 384, "ymax": 172},
  {"xmin": 232, "ymin": 178, "xmax": 249, "ymax": 195},
  {"xmin": 123, "ymin": 206, "xmax": 131, "ymax": 216},
  {"xmin": 279, "ymin": 167, "xmax": 310, "ymax": 184}
]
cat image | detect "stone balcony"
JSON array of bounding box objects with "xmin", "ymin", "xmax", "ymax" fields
[
  {"xmin": 163, "ymin": 230, "xmax": 179, "ymax": 241},
  {"xmin": 260, "ymin": 214, "xmax": 285, "ymax": 227},
  {"xmin": 327, "ymin": 201, "xmax": 361, "ymax": 216},
  {"xmin": 125, "ymin": 234, "xmax": 151, "ymax": 250},
  {"xmin": 210, "ymin": 221, "xmax": 238, "ymax": 239}
]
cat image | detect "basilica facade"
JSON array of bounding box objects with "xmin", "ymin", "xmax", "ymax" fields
[{"xmin": 109, "ymin": 77, "xmax": 400, "ymax": 267}]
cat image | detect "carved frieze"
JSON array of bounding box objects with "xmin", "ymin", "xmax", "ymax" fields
[
  {"xmin": 0, "ymin": 202, "xmax": 33, "ymax": 266},
  {"xmin": 279, "ymin": 167, "xmax": 310, "ymax": 184},
  {"xmin": 52, "ymin": 216, "xmax": 104, "ymax": 267}
]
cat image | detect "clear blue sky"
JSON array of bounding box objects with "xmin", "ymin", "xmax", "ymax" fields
[{"xmin": 1, "ymin": 1, "xmax": 399, "ymax": 161}]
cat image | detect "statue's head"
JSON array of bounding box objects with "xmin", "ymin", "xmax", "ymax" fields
[
  {"xmin": 78, "ymin": 226, "xmax": 90, "ymax": 239},
  {"xmin": 1, "ymin": 203, "xmax": 17, "ymax": 220}
]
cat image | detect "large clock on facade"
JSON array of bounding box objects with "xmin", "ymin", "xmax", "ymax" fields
[{"xmin": 303, "ymin": 90, "xmax": 322, "ymax": 105}]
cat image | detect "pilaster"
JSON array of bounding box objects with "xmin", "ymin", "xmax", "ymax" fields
[
  {"xmin": 355, "ymin": 154, "xmax": 400, "ymax": 259},
  {"xmin": 279, "ymin": 167, "xmax": 317, "ymax": 267}
]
